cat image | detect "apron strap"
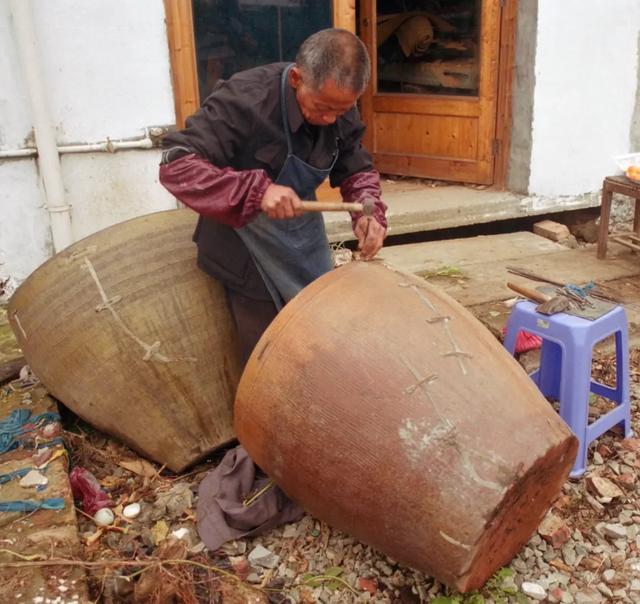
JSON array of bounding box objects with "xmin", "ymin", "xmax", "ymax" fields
[{"xmin": 280, "ymin": 64, "xmax": 295, "ymax": 156}]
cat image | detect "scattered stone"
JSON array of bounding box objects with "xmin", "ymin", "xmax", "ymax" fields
[
  {"xmin": 596, "ymin": 582, "xmax": 613, "ymax": 598},
  {"xmin": 230, "ymin": 556, "xmax": 250, "ymax": 580},
  {"xmin": 248, "ymin": 544, "xmax": 279, "ymax": 569},
  {"xmin": 539, "ymin": 513, "xmax": 572, "ymax": 548},
  {"xmin": 574, "ymin": 589, "xmax": 603, "ymax": 603},
  {"xmin": 93, "ymin": 508, "xmax": 115, "ymax": 526},
  {"xmin": 19, "ymin": 469, "xmax": 48, "ymax": 487},
  {"xmin": 358, "ymin": 577, "xmax": 377, "ymax": 595},
  {"xmin": 533, "ymin": 219, "xmax": 571, "ymax": 242},
  {"xmin": 522, "ymin": 581, "xmax": 547, "ymax": 601},
  {"xmin": 585, "ymin": 494, "xmax": 605, "ymax": 513},
  {"xmin": 122, "ymin": 502, "xmax": 141, "ymax": 519},
  {"xmin": 603, "ymin": 523, "xmax": 628, "ymax": 540},
  {"xmin": 587, "ymin": 475, "xmax": 624, "ymax": 500}
]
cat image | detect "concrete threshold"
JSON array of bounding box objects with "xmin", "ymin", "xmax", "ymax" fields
[{"xmin": 322, "ymin": 180, "xmax": 600, "ymax": 243}]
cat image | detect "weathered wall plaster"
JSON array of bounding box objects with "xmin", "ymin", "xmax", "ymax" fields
[
  {"xmin": 0, "ymin": 0, "xmax": 176, "ymax": 283},
  {"xmin": 631, "ymin": 32, "xmax": 640, "ymax": 152},
  {"xmin": 528, "ymin": 0, "xmax": 640, "ymax": 197}
]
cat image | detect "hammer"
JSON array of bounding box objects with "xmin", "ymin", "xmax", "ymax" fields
[
  {"xmin": 299, "ymin": 199, "xmax": 375, "ymax": 216},
  {"xmin": 507, "ymin": 282, "xmax": 571, "ymax": 315}
]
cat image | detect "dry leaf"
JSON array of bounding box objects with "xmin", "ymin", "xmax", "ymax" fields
[
  {"xmin": 151, "ymin": 520, "xmax": 169, "ymax": 545},
  {"xmin": 118, "ymin": 458, "xmax": 158, "ymax": 478}
]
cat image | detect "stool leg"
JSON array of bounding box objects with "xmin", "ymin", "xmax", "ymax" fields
[
  {"xmin": 559, "ymin": 345, "xmax": 592, "ymax": 479},
  {"xmin": 503, "ymin": 318, "xmax": 520, "ymax": 355},
  {"xmin": 535, "ymin": 340, "xmax": 562, "ymax": 398},
  {"xmin": 634, "ymin": 197, "xmax": 640, "ymax": 237},
  {"xmin": 597, "ymin": 185, "xmax": 613, "ymax": 259},
  {"xmin": 615, "ymin": 326, "xmax": 633, "ymax": 438}
]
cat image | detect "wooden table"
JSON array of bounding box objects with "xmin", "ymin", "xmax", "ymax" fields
[{"xmin": 597, "ymin": 175, "xmax": 640, "ymax": 258}]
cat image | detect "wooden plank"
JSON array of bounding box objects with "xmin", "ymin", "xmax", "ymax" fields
[
  {"xmin": 333, "ymin": 0, "xmax": 356, "ymax": 31},
  {"xmin": 374, "ymin": 113, "xmax": 478, "ymax": 159},
  {"xmin": 372, "ymin": 94, "xmax": 480, "ymax": 117},
  {"xmin": 373, "ymin": 153, "xmax": 491, "ymax": 184},
  {"xmin": 163, "ymin": 0, "xmax": 200, "ymax": 127}
]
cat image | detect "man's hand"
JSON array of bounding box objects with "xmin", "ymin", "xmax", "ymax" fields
[
  {"xmin": 354, "ymin": 216, "xmax": 386, "ymax": 260},
  {"xmin": 261, "ymin": 184, "xmax": 304, "ymax": 219}
]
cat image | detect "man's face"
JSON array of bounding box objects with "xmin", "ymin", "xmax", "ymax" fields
[{"xmin": 289, "ymin": 66, "xmax": 360, "ymax": 126}]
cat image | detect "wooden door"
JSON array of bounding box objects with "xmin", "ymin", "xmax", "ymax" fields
[{"xmin": 359, "ymin": 0, "xmax": 502, "ymax": 185}]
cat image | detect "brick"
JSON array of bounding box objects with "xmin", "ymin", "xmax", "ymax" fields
[{"xmin": 533, "ymin": 220, "xmax": 571, "ymax": 242}]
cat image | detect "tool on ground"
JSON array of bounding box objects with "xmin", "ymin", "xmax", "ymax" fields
[
  {"xmin": 507, "ymin": 281, "xmax": 571, "ymax": 315},
  {"xmin": 299, "ymin": 199, "xmax": 375, "ymax": 215},
  {"xmin": 506, "ymin": 265, "xmax": 618, "ymax": 305}
]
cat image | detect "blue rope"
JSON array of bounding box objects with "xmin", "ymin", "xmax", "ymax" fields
[
  {"xmin": 0, "ymin": 467, "xmax": 33, "ymax": 485},
  {"xmin": 0, "ymin": 408, "xmax": 31, "ymax": 433},
  {"xmin": 0, "ymin": 409, "xmax": 61, "ymax": 454},
  {"xmin": 0, "ymin": 498, "xmax": 65, "ymax": 513}
]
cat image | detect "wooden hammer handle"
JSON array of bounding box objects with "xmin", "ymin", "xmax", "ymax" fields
[
  {"xmin": 299, "ymin": 201, "xmax": 364, "ymax": 213},
  {"xmin": 506, "ymin": 282, "xmax": 551, "ymax": 304}
]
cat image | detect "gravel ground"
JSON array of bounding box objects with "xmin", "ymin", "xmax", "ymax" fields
[{"xmin": 62, "ymin": 346, "xmax": 640, "ymax": 604}]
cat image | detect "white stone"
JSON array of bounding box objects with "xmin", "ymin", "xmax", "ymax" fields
[
  {"xmin": 522, "ymin": 581, "xmax": 547, "ymax": 601},
  {"xmin": 603, "ymin": 523, "xmax": 627, "ymax": 540},
  {"xmin": 122, "ymin": 503, "xmax": 141, "ymax": 519},
  {"xmin": 93, "ymin": 508, "xmax": 115, "ymax": 526},
  {"xmin": 171, "ymin": 527, "xmax": 189, "ymax": 540},
  {"xmin": 248, "ymin": 544, "xmax": 280, "ymax": 569},
  {"xmin": 19, "ymin": 469, "xmax": 48, "ymax": 488}
]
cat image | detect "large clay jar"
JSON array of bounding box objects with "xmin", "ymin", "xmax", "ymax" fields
[
  {"xmin": 235, "ymin": 261, "xmax": 577, "ymax": 592},
  {"xmin": 9, "ymin": 210, "xmax": 241, "ymax": 472}
]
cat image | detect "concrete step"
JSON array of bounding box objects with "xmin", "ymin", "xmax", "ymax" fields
[{"xmin": 322, "ymin": 180, "xmax": 599, "ymax": 243}]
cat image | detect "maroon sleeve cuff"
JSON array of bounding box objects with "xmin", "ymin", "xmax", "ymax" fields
[
  {"xmin": 339, "ymin": 169, "xmax": 388, "ymax": 231},
  {"xmin": 159, "ymin": 153, "xmax": 271, "ymax": 228}
]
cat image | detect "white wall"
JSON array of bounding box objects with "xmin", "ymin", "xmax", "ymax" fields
[
  {"xmin": 528, "ymin": 0, "xmax": 640, "ymax": 197},
  {"xmin": 0, "ymin": 0, "xmax": 177, "ymax": 283}
]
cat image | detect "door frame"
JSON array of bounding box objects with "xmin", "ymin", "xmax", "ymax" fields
[{"xmin": 162, "ymin": 0, "xmax": 513, "ymax": 188}]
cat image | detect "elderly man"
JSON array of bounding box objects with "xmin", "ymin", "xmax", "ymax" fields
[{"xmin": 160, "ymin": 28, "xmax": 387, "ymax": 364}]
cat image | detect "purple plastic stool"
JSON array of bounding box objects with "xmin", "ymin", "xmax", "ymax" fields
[{"xmin": 504, "ymin": 301, "xmax": 631, "ymax": 479}]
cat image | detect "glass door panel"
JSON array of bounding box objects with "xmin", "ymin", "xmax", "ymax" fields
[
  {"xmin": 376, "ymin": 0, "xmax": 480, "ymax": 96},
  {"xmin": 192, "ymin": 0, "xmax": 333, "ymax": 103}
]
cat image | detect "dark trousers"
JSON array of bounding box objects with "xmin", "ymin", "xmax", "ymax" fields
[{"xmin": 225, "ymin": 287, "xmax": 278, "ymax": 367}]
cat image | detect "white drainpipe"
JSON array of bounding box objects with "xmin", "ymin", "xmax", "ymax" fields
[{"xmin": 10, "ymin": 0, "xmax": 73, "ymax": 253}]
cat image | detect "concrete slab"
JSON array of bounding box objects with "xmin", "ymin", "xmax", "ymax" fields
[
  {"xmin": 322, "ymin": 180, "xmax": 600, "ymax": 243},
  {"xmin": 377, "ymin": 233, "xmax": 640, "ymax": 308}
]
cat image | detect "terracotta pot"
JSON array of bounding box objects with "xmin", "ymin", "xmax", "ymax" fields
[
  {"xmin": 235, "ymin": 261, "xmax": 577, "ymax": 592},
  {"xmin": 9, "ymin": 210, "xmax": 241, "ymax": 472}
]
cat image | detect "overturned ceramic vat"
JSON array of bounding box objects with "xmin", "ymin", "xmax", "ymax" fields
[
  {"xmin": 235, "ymin": 261, "xmax": 578, "ymax": 592},
  {"xmin": 9, "ymin": 209, "xmax": 241, "ymax": 472}
]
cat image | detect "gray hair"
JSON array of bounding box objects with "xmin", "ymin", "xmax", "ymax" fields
[{"xmin": 295, "ymin": 28, "xmax": 371, "ymax": 94}]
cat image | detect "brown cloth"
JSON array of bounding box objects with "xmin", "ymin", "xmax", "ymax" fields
[{"xmin": 197, "ymin": 445, "xmax": 304, "ymax": 551}]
